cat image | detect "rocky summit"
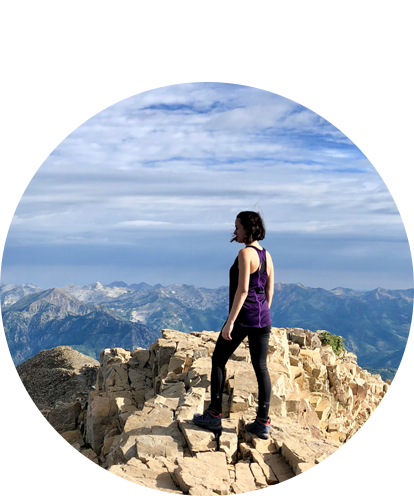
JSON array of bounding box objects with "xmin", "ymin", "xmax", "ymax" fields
[
  {"xmin": 17, "ymin": 346, "xmax": 99, "ymax": 411},
  {"xmin": 31, "ymin": 327, "xmax": 390, "ymax": 494}
]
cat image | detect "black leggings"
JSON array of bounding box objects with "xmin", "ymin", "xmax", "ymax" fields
[{"xmin": 209, "ymin": 323, "xmax": 272, "ymax": 419}]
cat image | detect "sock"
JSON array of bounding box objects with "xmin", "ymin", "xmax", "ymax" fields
[{"xmin": 208, "ymin": 407, "xmax": 222, "ymax": 417}]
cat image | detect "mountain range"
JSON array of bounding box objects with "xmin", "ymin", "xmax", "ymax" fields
[
  {"xmin": 50, "ymin": 282, "xmax": 228, "ymax": 333},
  {"xmin": 0, "ymin": 283, "xmax": 43, "ymax": 308},
  {"xmin": 1, "ymin": 281, "xmax": 412, "ymax": 375},
  {"xmin": 59, "ymin": 280, "xmax": 412, "ymax": 370},
  {"xmin": 1, "ymin": 286, "xmax": 159, "ymax": 365}
]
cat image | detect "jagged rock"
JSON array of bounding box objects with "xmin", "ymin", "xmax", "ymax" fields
[
  {"xmin": 288, "ymin": 328, "xmax": 307, "ymax": 347},
  {"xmin": 29, "ymin": 326, "xmax": 389, "ymax": 493},
  {"xmin": 85, "ymin": 390, "xmax": 133, "ymax": 454},
  {"xmin": 262, "ymin": 453, "xmax": 295, "ymax": 482},
  {"xmin": 250, "ymin": 462, "xmax": 267, "ymax": 488},
  {"xmin": 161, "ymin": 381, "xmax": 186, "ymax": 398},
  {"xmin": 179, "ymin": 418, "xmax": 238, "ymax": 463},
  {"xmin": 185, "ymin": 357, "xmax": 211, "ymax": 389},
  {"xmin": 176, "ymin": 387, "xmax": 205, "ymax": 422},
  {"xmin": 314, "ymin": 397, "xmax": 332, "ymax": 421},
  {"xmin": 47, "ymin": 401, "xmax": 81, "ymax": 433},
  {"xmin": 227, "ymin": 361, "xmax": 258, "ymax": 412},
  {"xmin": 232, "ymin": 461, "xmax": 256, "ymax": 493},
  {"xmin": 268, "ymin": 328, "xmax": 291, "ymax": 371},
  {"xmin": 173, "ymin": 452, "xmax": 230, "ymax": 495},
  {"xmin": 109, "ymin": 408, "xmax": 186, "ymax": 463},
  {"xmin": 250, "ymin": 449, "xmax": 278, "ymax": 484}
]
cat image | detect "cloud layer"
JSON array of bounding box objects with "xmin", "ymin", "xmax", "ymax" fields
[{"xmin": 2, "ymin": 83, "xmax": 412, "ymax": 289}]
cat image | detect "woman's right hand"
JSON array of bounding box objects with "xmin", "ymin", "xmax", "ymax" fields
[{"xmin": 221, "ymin": 320, "xmax": 234, "ymax": 340}]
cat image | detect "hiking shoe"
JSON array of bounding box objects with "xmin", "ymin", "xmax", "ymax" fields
[
  {"xmin": 193, "ymin": 409, "xmax": 222, "ymax": 433},
  {"xmin": 246, "ymin": 417, "xmax": 271, "ymax": 439}
]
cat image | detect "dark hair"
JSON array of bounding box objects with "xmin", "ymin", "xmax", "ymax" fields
[{"xmin": 231, "ymin": 211, "xmax": 266, "ymax": 244}]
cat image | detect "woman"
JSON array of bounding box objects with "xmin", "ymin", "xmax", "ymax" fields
[{"xmin": 193, "ymin": 211, "xmax": 274, "ymax": 440}]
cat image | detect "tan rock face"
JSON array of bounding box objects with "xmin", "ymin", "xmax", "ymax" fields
[
  {"xmin": 173, "ymin": 454, "xmax": 230, "ymax": 495},
  {"xmin": 85, "ymin": 391, "xmax": 118, "ymax": 454},
  {"xmin": 45, "ymin": 327, "xmax": 388, "ymax": 494},
  {"xmin": 175, "ymin": 387, "xmax": 205, "ymax": 422}
]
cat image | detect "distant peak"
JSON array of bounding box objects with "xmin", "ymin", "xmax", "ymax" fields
[
  {"xmin": 42, "ymin": 287, "xmax": 80, "ymax": 300},
  {"xmin": 120, "ymin": 282, "xmax": 151, "ymax": 292},
  {"xmin": 89, "ymin": 282, "xmax": 103, "ymax": 289},
  {"xmin": 4, "ymin": 286, "xmax": 80, "ymax": 311},
  {"xmin": 107, "ymin": 281, "xmax": 129, "ymax": 288},
  {"xmin": 45, "ymin": 287, "xmax": 68, "ymax": 295},
  {"xmin": 274, "ymin": 282, "xmax": 309, "ymax": 291},
  {"xmin": 330, "ymin": 287, "xmax": 359, "ymax": 295}
]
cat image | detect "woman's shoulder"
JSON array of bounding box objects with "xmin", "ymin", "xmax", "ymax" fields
[
  {"xmin": 238, "ymin": 247, "xmax": 251, "ymax": 257},
  {"xmin": 265, "ymin": 249, "xmax": 274, "ymax": 266},
  {"xmin": 237, "ymin": 247, "xmax": 257, "ymax": 264}
]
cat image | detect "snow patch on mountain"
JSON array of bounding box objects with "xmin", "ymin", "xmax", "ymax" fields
[
  {"xmin": 0, "ymin": 283, "xmax": 43, "ymax": 309},
  {"xmin": 63, "ymin": 282, "xmax": 134, "ymax": 304}
]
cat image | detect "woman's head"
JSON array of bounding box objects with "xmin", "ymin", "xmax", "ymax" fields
[{"xmin": 232, "ymin": 211, "xmax": 266, "ymax": 244}]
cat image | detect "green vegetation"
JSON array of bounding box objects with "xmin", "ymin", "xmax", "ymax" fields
[
  {"xmin": 320, "ymin": 331, "xmax": 345, "ymax": 355},
  {"xmin": 365, "ymin": 367, "xmax": 397, "ymax": 382}
]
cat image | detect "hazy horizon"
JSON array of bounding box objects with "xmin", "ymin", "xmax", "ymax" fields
[{"xmin": 1, "ymin": 278, "xmax": 413, "ymax": 293}]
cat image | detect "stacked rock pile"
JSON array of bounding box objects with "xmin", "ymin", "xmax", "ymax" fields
[
  {"xmin": 279, "ymin": 328, "xmax": 389, "ymax": 442},
  {"xmin": 44, "ymin": 327, "xmax": 389, "ymax": 494}
]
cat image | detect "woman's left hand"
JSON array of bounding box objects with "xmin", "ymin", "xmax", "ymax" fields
[{"xmin": 222, "ymin": 320, "xmax": 234, "ymax": 341}]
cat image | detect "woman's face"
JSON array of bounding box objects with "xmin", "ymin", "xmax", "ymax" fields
[{"xmin": 234, "ymin": 217, "xmax": 247, "ymax": 244}]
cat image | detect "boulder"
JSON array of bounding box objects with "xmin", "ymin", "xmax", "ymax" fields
[
  {"xmin": 85, "ymin": 392, "xmax": 117, "ymax": 455},
  {"xmin": 47, "ymin": 401, "xmax": 81, "ymax": 433},
  {"xmin": 173, "ymin": 453, "xmax": 230, "ymax": 495}
]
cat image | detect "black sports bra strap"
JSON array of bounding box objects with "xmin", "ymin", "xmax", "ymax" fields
[
  {"xmin": 246, "ymin": 246, "xmax": 265, "ymax": 253},
  {"xmin": 246, "ymin": 246, "xmax": 267, "ymax": 274}
]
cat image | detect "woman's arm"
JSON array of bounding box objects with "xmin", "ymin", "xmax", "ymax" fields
[
  {"xmin": 265, "ymin": 252, "xmax": 274, "ymax": 308},
  {"xmin": 221, "ymin": 249, "xmax": 250, "ymax": 340}
]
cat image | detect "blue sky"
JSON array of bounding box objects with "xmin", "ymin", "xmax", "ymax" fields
[{"xmin": 1, "ymin": 83, "xmax": 412, "ymax": 290}]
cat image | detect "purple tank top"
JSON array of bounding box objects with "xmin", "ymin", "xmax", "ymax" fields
[{"xmin": 229, "ymin": 246, "xmax": 272, "ymax": 328}]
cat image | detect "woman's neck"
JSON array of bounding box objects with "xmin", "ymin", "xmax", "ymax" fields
[{"xmin": 245, "ymin": 241, "xmax": 261, "ymax": 248}]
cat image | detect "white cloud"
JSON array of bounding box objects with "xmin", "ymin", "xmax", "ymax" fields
[{"xmin": 3, "ymin": 82, "xmax": 410, "ymax": 288}]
